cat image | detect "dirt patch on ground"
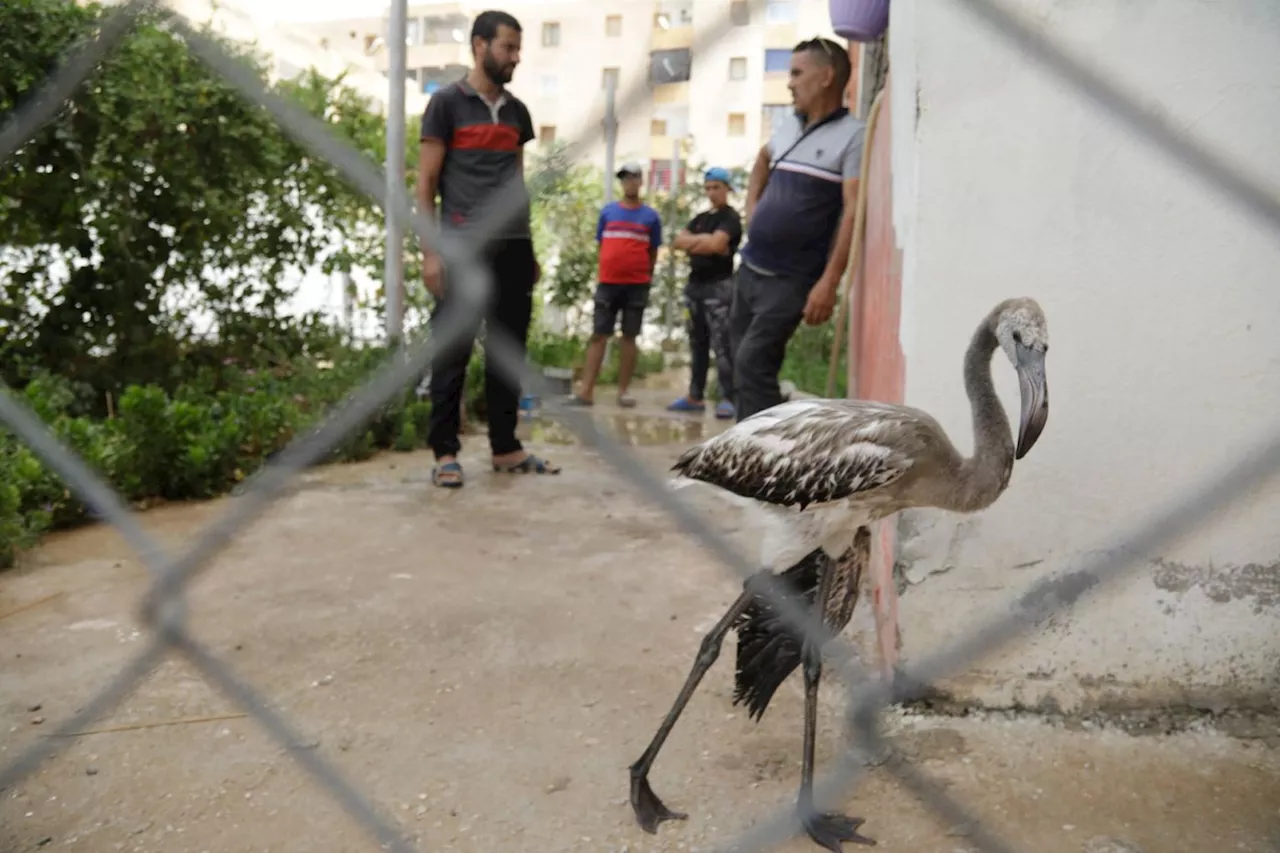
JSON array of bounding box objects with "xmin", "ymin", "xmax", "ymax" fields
[{"xmin": 2, "ymin": 393, "xmax": 1278, "ymax": 853}]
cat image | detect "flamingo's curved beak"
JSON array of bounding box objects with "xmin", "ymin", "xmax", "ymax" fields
[{"xmin": 1014, "ymin": 344, "xmax": 1049, "ymax": 460}]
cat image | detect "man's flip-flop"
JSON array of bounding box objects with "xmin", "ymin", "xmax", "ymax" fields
[
  {"xmin": 492, "ymin": 454, "xmax": 562, "ymax": 474},
  {"xmin": 431, "ymin": 461, "xmax": 464, "ymax": 488},
  {"xmin": 667, "ymin": 396, "xmax": 705, "ymax": 412}
]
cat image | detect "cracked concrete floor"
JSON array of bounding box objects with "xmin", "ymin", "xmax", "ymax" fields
[{"xmin": 1, "ymin": 394, "xmax": 1278, "ymax": 853}]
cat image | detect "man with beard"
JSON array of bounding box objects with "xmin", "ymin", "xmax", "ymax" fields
[{"xmin": 417, "ymin": 9, "xmax": 561, "ymax": 489}]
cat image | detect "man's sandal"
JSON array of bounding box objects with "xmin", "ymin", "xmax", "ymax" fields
[
  {"xmin": 431, "ymin": 460, "xmax": 465, "ymax": 488},
  {"xmin": 492, "ymin": 454, "xmax": 562, "ymax": 475}
]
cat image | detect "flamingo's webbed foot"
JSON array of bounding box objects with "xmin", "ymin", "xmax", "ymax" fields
[
  {"xmin": 629, "ymin": 768, "xmax": 688, "ymax": 834},
  {"xmin": 801, "ymin": 810, "xmax": 877, "ymax": 850}
]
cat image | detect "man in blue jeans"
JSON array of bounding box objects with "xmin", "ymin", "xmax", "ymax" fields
[{"xmin": 733, "ymin": 37, "xmax": 865, "ymax": 422}]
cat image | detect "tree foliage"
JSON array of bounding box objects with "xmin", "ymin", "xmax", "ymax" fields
[{"xmin": 0, "ymin": 0, "xmax": 405, "ymax": 402}]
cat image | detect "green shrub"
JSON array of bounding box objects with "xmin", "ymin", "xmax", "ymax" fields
[
  {"xmin": 780, "ymin": 323, "xmax": 847, "ymax": 399},
  {"xmin": 0, "ymin": 343, "xmax": 450, "ymax": 568}
]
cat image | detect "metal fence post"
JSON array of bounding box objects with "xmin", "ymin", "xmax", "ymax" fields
[
  {"xmin": 385, "ymin": 0, "xmax": 408, "ymax": 345},
  {"xmin": 664, "ymin": 136, "xmax": 681, "ymax": 342}
]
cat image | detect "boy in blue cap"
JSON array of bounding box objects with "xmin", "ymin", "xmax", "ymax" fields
[{"xmin": 667, "ymin": 166, "xmax": 743, "ymax": 420}]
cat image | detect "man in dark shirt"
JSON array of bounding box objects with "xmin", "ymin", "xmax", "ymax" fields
[
  {"xmin": 667, "ymin": 167, "xmax": 743, "ymax": 420},
  {"xmin": 734, "ymin": 39, "xmax": 864, "ymax": 422},
  {"xmin": 416, "ymin": 9, "xmax": 561, "ymax": 488}
]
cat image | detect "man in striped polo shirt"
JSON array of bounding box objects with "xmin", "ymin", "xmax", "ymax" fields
[
  {"xmin": 734, "ymin": 37, "xmax": 866, "ymax": 422},
  {"xmin": 568, "ymin": 162, "xmax": 663, "ymax": 408},
  {"xmin": 416, "ymin": 9, "xmax": 561, "ymax": 488}
]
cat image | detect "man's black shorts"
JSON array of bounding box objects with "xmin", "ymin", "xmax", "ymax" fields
[{"xmin": 592, "ymin": 282, "xmax": 650, "ymax": 338}]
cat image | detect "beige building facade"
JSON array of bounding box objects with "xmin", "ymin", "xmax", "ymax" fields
[
  {"xmin": 301, "ymin": 0, "xmax": 845, "ymax": 182},
  {"xmin": 91, "ymin": 0, "xmax": 428, "ymax": 117}
]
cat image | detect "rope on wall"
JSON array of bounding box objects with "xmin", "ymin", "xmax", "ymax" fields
[{"xmin": 825, "ymin": 82, "xmax": 887, "ymax": 399}]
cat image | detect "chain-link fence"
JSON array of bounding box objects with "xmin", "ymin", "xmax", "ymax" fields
[{"xmin": 2, "ymin": 0, "xmax": 1279, "ymax": 850}]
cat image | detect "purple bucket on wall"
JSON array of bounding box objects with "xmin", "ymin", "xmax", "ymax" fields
[{"xmin": 829, "ymin": 0, "xmax": 890, "ymax": 42}]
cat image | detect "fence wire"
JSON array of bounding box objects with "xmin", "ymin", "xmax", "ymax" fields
[{"xmin": 1, "ymin": 0, "xmax": 1278, "ymax": 851}]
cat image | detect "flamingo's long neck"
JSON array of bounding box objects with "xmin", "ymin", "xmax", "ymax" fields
[{"xmin": 952, "ymin": 318, "xmax": 1015, "ymax": 511}]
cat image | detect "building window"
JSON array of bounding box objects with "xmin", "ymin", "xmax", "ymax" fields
[
  {"xmin": 542, "ymin": 22, "xmax": 561, "ymax": 47},
  {"xmin": 605, "ymin": 14, "xmax": 622, "ymax": 37},
  {"xmin": 762, "ymin": 104, "xmax": 794, "ymax": 138},
  {"xmin": 420, "ymin": 64, "xmax": 468, "ymax": 94},
  {"xmin": 406, "ymin": 18, "xmax": 420, "ymax": 45},
  {"xmin": 650, "ymin": 48, "xmax": 692, "ymax": 85},
  {"xmin": 539, "ymin": 125, "xmax": 557, "ymax": 144},
  {"xmin": 651, "ymin": 118, "xmax": 668, "ymax": 136},
  {"xmin": 654, "ymin": 3, "xmax": 693, "ymax": 29},
  {"xmin": 730, "ymin": 1, "xmax": 750, "ymax": 25},
  {"xmin": 729, "ymin": 56, "xmax": 747, "ymax": 80},
  {"xmin": 727, "ymin": 112, "xmax": 746, "ymax": 136},
  {"xmin": 602, "ymin": 67, "xmax": 620, "ymax": 91},
  {"xmin": 765, "ymin": 0, "xmax": 797, "ymax": 24},
  {"xmin": 763, "ymin": 48, "xmax": 792, "ymax": 74},
  {"xmin": 648, "ymin": 158, "xmax": 687, "ymax": 192},
  {"xmin": 423, "ymin": 14, "xmax": 467, "ymax": 45},
  {"xmin": 541, "ymin": 74, "xmax": 559, "ymax": 96}
]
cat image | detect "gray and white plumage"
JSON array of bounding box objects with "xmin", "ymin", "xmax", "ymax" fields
[
  {"xmin": 672, "ymin": 397, "xmax": 941, "ymax": 509},
  {"xmin": 670, "ymin": 297, "xmax": 1052, "ymax": 572},
  {"xmin": 674, "ymin": 399, "xmax": 919, "ymax": 568}
]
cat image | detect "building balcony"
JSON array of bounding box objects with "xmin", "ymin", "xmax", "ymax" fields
[
  {"xmin": 651, "ymin": 81, "xmax": 690, "ymax": 105},
  {"xmin": 650, "ymin": 24, "xmax": 694, "ymax": 51}
]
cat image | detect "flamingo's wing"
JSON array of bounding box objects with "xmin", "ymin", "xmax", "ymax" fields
[{"xmin": 672, "ymin": 398, "xmax": 929, "ymax": 510}]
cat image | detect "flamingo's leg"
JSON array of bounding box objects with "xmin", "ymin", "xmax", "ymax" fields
[
  {"xmin": 628, "ymin": 584, "xmax": 755, "ymax": 833},
  {"xmin": 797, "ymin": 561, "xmax": 877, "ymax": 850}
]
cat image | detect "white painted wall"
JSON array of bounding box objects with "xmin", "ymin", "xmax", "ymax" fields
[{"xmin": 888, "ymin": 0, "xmax": 1280, "ymax": 711}]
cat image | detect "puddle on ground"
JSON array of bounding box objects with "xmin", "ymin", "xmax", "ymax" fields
[
  {"xmin": 633, "ymin": 370, "xmax": 689, "ymax": 392},
  {"xmin": 517, "ymin": 413, "xmax": 710, "ymax": 447}
]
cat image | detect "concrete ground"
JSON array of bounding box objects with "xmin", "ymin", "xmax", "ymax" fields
[{"xmin": 2, "ymin": 378, "xmax": 1278, "ymax": 853}]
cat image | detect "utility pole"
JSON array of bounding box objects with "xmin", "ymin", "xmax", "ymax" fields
[
  {"xmin": 662, "ymin": 136, "xmax": 682, "ymax": 343},
  {"xmin": 384, "ymin": 0, "xmax": 408, "ymax": 344},
  {"xmin": 602, "ymin": 74, "xmax": 618, "ymax": 205}
]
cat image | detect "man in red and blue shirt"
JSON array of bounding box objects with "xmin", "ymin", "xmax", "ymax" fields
[{"xmin": 568, "ymin": 162, "xmax": 663, "ymax": 408}]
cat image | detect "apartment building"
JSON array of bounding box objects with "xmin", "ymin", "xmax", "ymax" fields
[
  {"xmin": 88, "ymin": 0, "xmax": 427, "ymax": 117},
  {"xmin": 300, "ymin": 0, "xmax": 847, "ymax": 185}
]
